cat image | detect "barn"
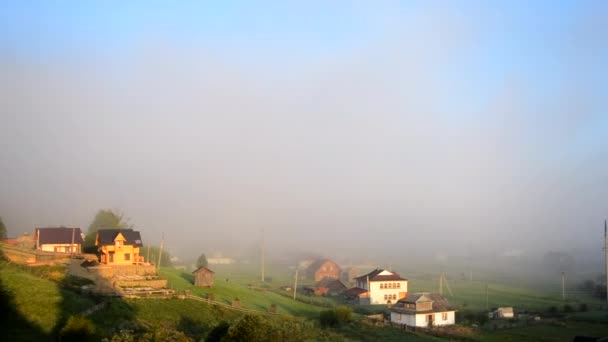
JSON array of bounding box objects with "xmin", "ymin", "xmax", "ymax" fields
[
  {"xmin": 193, "ymin": 266, "xmax": 215, "ymax": 287},
  {"xmin": 305, "ymin": 259, "xmax": 341, "ymax": 281}
]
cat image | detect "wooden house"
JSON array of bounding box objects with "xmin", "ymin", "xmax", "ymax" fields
[
  {"xmin": 96, "ymin": 229, "xmax": 144, "ymax": 265},
  {"xmin": 390, "ymin": 292, "xmax": 456, "ymax": 327},
  {"xmin": 193, "ymin": 266, "xmax": 215, "ymax": 287},
  {"xmin": 35, "ymin": 227, "xmax": 83, "ymax": 253},
  {"xmin": 305, "ymin": 259, "xmax": 341, "ymax": 281}
]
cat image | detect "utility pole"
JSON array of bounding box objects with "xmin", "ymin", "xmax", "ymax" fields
[
  {"xmin": 439, "ymin": 273, "xmax": 444, "ymax": 295},
  {"xmin": 261, "ymin": 228, "xmax": 265, "ymax": 282},
  {"xmin": 293, "ymin": 268, "xmax": 299, "ymax": 300},
  {"xmin": 71, "ymin": 227, "xmax": 76, "ymax": 255},
  {"xmin": 157, "ymin": 233, "xmax": 164, "ymax": 271},
  {"xmin": 561, "ymin": 272, "xmax": 566, "ymax": 301}
]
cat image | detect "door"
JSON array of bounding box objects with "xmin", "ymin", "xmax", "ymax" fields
[{"xmin": 109, "ymin": 252, "xmax": 115, "ymax": 263}]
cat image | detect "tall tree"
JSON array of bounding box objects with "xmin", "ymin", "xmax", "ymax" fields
[
  {"xmin": 197, "ymin": 253, "xmax": 208, "ymax": 268},
  {"xmin": 0, "ymin": 217, "xmax": 6, "ymax": 239},
  {"xmin": 84, "ymin": 209, "xmax": 130, "ymax": 252}
]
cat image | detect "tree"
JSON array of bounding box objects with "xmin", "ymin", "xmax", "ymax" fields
[
  {"xmin": 0, "ymin": 217, "xmax": 6, "ymax": 239},
  {"xmin": 84, "ymin": 209, "xmax": 130, "ymax": 252},
  {"xmin": 196, "ymin": 253, "xmax": 208, "ymax": 268}
]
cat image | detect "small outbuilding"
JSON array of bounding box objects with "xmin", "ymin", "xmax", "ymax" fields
[
  {"xmin": 193, "ymin": 266, "xmax": 215, "ymax": 287},
  {"xmin": 491, "ymin": 307, "xmax": 514, "ymax": 319}
]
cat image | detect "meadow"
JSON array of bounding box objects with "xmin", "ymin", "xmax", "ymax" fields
[{"xmin": 1, "ymin": 253, "xmax": 608, "ymax": 341}]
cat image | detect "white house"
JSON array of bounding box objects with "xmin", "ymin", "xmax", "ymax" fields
[
  {"xmin": 390, "ymin": 292, "xmax": 456, "ymax": 327},
  {"xmin": 346, "ymin": 269, "xmax": 408, "ymax": 305},
  {"xmin": 35, "ymin": 227, "xmax": 83, "ymax": 253}
]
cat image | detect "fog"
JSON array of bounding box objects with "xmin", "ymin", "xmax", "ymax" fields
[{"xmin": 1, "ymin": 3, "xmax": 607, "ymax": 270}]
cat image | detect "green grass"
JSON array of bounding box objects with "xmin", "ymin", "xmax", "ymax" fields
[
  {"xmin": 160, "ymin": 267, "xmax": 328, "ymax": 318},
  {"xmin": 408, "ymin": 277, "xmax": 603, "ymax": 313},
  {"xmin": 478, "ymin": 321, "xmax": 608, "ymax": 341},
  {"xmin": 0, "ymin": 261, "xmax": 95, "ymax": 341}
]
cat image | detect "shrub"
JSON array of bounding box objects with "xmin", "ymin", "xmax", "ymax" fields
[
  {"xmin": 320, "ymin": 309, "xmax": 339, "ymax": 328},
  {"xmin": 547, "ymin": 306, "xmax": 558, "ymax": 315},
  {"xmin": 579, "ymin": 303, "xmax": 588, "ymax": 312},
  {"xmin": 224, "ymin": 315, "xmax": 268, "ymax": 341},
  {"xmin": 563, "ymin": 304, "xmax": 573, "ymax": 313},
  {"xmin": 335, "ymin": 306, "xmax": 352, "ymax": 323},
  {"xmin": 60, "ymin": 316, "xmax": 96, "ymax": 342},
  {"xmin": 320, "ymin": 306, "xmax": 352, "ymax": 328},
  {"xmin": 206, "ymin": 321, "xmax": 230, "ymax": 342}
]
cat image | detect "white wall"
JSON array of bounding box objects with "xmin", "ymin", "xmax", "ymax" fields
[
  {"xmin": 415, "ymin": 311, "xmax": 456, "ymax": 327},
  {"xmin": 369, "ymin": 280, "xmax": 408, "ymax": 304},
  {"xmin": 40, "ymin": 244, "xmax": 79, "ymax": 253},
  {"xmin": 391, "ymin": 312, "xmax": 416, "ymax": 326},
  {"xmin": 391, "ymin": 311, "xmax": 456, "ymax": 327}
]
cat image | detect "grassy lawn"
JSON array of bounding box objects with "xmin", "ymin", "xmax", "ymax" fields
[
  {"xmin": 478, "ymin": 321, "xmax": 608, "ymax": 341},
  {"xmin": 160, "ymin": 267, "xmax": 328, "ymax": 318},
  {"xmin": 408, "ymin": 277, "xmax": 603, "ymax": 313}
]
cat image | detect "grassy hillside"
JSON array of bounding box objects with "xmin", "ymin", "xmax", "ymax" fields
[
  {"xmin": 2, "ymin": 255, "xmax": 607, "ymax": 341},
  {"xmin": 0, "ymin": 261, "xmax": 94, "ymax": 341},
  {"xmin": 161, "ymin": 267, "xmax": 333, "ymax": 317}
]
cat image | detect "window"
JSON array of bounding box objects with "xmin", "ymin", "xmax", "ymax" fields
[
  {"xmin": 393, "ymin": 294, "xmax": 397, "ymax": 300},
  {"xmin": 398, "ymin": 313, "xmax": 402, "ymax": 320},
  {"xmin": 384, "ymin": 294, "xmax": 388, "ymax": 300},
  {"xmin": 442, "ymin": 313, "xmax": 448, "ymax": 321},
  {"xmin": 125, "ymin": 253, "xmax": 131, "ymax": 261},
  {"xmin": 425, "ymin": 314, "xmax": 433, "ymax": 323},
  {"xmin": 116, "ymin": 241, "xmax": 122, "ymax": 248},
  {"xmin": 397, "ymin": 283, "xmax": 401, "ymax": 288}
]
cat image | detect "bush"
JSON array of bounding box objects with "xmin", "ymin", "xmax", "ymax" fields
[
  {"xmin": 547, "ymin": 306, "xmax": 558, "ymax": 315},
  {"xmin": 579, "ymin": 303, "xmax": 588, "ymax": 312},
  {"xmin": 224, "ymin": 315, "xmax": 268, "ymax": 341},
  {"xmin": 320, "ymin": 309, "xmax": 339, "ymax": 328},
  {"xmin": 320, "ymin": 306, "xmax": 352, "ymax": 328},
  {"xmin": 206, "ymin": 321, "xmax": 230, "ymax": 342},
  {"xmin": 335, "ymin": 306, "xmax": 352, "ymax": 323},
  {"xmin": 60, "ymin": 316, "xmax": 96, "ymax": 342},
  {"xmin": 563, "ymin": 304, "xmax": 573, "ymax": 313}
]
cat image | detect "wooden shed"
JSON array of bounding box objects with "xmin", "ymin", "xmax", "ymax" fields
[{"xmin": 193, "ymin": 266, "xmax": 215, "ymax": 287}]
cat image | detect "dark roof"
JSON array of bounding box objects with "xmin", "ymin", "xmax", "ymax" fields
[
  {"xmin": 36, "ymin": 227, "xmax": 83, "ymax": 245},
  {"xmin": 344, "ymin": 287, "xmax": 368, "ymax": 296},
  {"xmin": 193, "ymin": 266, "xmax": 215, "ymax": 274},
  {"xmin": 354, "ymin": 268, "xmax": 407, "ymax": 282},
  {"xmin": 316, "ymin": 278, "xmax": 347, "ymax": 291},
  {"xmin": 96, "ymin": 229, "xmax": 143, "ymax": 246},
  {"xmin": 391, "ymin": 292, "xmax": 456, "ymax": 314}
]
